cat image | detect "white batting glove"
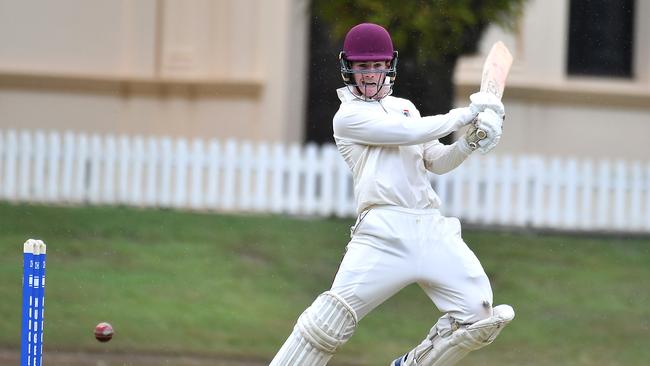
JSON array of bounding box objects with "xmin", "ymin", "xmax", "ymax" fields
[
  {"xmin": 474, "ymin": 108, "xmax": 503, "ymax": 154},
  {"xmin": 469, "ymin": 92, "xmax": 505, "ymax": 118},
  {"xmin": 449, "ymin": 92, "xmax": 505, "ymax": 131}
]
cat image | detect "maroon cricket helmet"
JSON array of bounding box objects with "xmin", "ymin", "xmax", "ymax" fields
[
  {"xmin": 339, "ymin": 23, "xmax": 399, "ymax": 100},
  {"xmin": 342, "ymin": 23, "xmax": 395, "ymax": 61}
]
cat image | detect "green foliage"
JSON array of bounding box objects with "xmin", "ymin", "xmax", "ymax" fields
[{"xmin": 313, "ymin": 0, "xmax": 527, "ymax": 64}]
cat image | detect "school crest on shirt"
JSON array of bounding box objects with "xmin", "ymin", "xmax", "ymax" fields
[{"xmin": 402, "ymin": 109, "xmax": 411, "ymax": 117}]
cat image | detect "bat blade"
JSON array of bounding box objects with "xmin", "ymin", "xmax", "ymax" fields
[
  {"xmin": 468, "ymin": 41, "xmax": 513, "ymax": 151},
  {"xmin": 480, "ymin": 41, "xmax": 513, "ymax": 100}
]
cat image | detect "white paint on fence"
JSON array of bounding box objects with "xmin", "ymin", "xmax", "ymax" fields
[
  {"xmin": 3, "ymin": 131, "xmax": 17, "ymax": 199},
  {"xmin": 1, "ymin": 129, "xmax": 649, "ymax": 233}
]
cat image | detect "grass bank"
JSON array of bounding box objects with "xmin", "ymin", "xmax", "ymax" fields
[{"xmin": 0, "ymin": 203, "xmax": 648, "ymax": 365}]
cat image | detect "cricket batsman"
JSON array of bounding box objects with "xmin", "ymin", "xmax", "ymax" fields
[{"xmin": 269, "ymin": 23, "xmax": 514, "ymax": 366}]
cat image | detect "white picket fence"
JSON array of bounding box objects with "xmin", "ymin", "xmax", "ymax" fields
[{"xmin": 1, "ymin": 129, "xmax": 650, "ymax": 233}]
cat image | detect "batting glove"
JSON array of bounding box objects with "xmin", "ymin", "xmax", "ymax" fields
[
  {"xmin": 474, "ymin": 108, "xmax": 503, "ymax": 154},
  {"xmin": 469, "ymin": 92, "xmax": 505, "ymax": 118}
]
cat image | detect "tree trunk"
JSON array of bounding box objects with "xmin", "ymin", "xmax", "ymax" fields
[{"xmin": 304, "ymin": 16, "xmax": 342, "ymax": 145}]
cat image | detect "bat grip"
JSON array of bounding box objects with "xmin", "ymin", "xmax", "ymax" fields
[{"xmin": 466, "ymin": 119, "xmax": 488, "ymax": 150}]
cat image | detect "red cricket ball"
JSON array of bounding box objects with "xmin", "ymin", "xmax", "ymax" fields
[{"xmin": 94, "ymin": 322, "xmax": 114, "ymax": 342}]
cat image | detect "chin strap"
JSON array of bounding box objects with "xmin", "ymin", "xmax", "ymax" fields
[{"xmin": 348, "ymin": 83, "xmax": 392, "ymax": 102}]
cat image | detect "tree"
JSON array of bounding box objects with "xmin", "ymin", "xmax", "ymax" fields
[{"xmin": 305, "ymin": 0, "xmax": 526, "ymax": 144}]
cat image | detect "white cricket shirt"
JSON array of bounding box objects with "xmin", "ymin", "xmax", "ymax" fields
[{"xmin": 333, "ymin": 87, "xmax": 474, "ymax": 214}]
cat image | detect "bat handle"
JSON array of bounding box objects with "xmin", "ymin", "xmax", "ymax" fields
[
  {"xmin": 467, "ymin": 117, "xmax": 488, "ymax": 150},
  {"xmin": 469, "ymin": 129, "xmax": 487, "ymax": 150}
]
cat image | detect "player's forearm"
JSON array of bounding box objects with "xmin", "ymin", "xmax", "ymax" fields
[
  {"xmin": 333, "ymin": 107, "xmax": 475, "ymax": 146},
  {"xmin": 424, "ymin": 139, "xmax": 473, "ymax": 175}
]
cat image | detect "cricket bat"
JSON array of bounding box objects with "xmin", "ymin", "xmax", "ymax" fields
[
  {"xmin": 468, "ymin": 41, "xmax": 513, "ymax": 149},
  {"xmin": 480, "ymin": 41, "xmax": 513, "ymax": 100}
]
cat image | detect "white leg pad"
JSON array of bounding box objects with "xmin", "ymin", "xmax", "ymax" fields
[
  {"xmin": 270, "ymin": 292, "xmax": 358, "ymax": 366},
  {"xmin": 390, "ymin": 305, "xmax": 515, "ymax": 366}
]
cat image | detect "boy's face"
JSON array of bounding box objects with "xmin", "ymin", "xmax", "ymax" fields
[{"xmin": 351, "ymin": 60, "xmax": 391, "ymax": 99}]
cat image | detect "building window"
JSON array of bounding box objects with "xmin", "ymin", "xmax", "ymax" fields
[{"xmin": 567, "ymin": 0, "xmax": 635, "ymax": 78}]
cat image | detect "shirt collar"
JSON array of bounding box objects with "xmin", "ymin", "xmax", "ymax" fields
[
  {"xmin": 336, "ymin": 86, "xmax": 393, "ymax": 103},
  {"xmin": 336, "ymin": 87, "xmax": 358, "ymax": 102}
]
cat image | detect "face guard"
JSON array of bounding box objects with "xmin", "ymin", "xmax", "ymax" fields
[{"xmin": 339, "ymin": 51, "xmax": 399, "ymax": 101}]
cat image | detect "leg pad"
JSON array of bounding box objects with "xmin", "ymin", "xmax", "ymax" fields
[
  {"xmin": 270, "ymin": 292, "xmax": 358, "ymax": 366},
  {"xmin": 390, "ymin": 305, "xmax": 515, "ymax": 366}
]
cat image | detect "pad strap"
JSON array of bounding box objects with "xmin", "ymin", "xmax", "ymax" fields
[{"xmin": 297, "ymin": 292, "xmax": 358, "ymax": 353}]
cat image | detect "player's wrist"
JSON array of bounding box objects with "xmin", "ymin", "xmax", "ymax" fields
[
  {"xmin": 450, "ymin": 107, "xmax": 477, "ymax": 129},
  {"xmin": 458, "ymin": 133, "xmax": 475, "ymax": 154}
]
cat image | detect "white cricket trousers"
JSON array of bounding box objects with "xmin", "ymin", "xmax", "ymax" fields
[{"xmin": 330, "ymin": 205, "xmax": 493, "ymax": 323}]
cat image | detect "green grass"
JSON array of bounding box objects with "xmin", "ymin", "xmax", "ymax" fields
[{"xmin": 1, "ymin": 203, "xmax": 649, "ymax": 365}]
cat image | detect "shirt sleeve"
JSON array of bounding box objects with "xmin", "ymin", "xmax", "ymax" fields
[
  {"xmin": 333, "ymin": 104, "xmax": 473, "ymax": 146},
  {"xmin": 423, "ymin": 139, "xmax": 473, "ymax": 175}
]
